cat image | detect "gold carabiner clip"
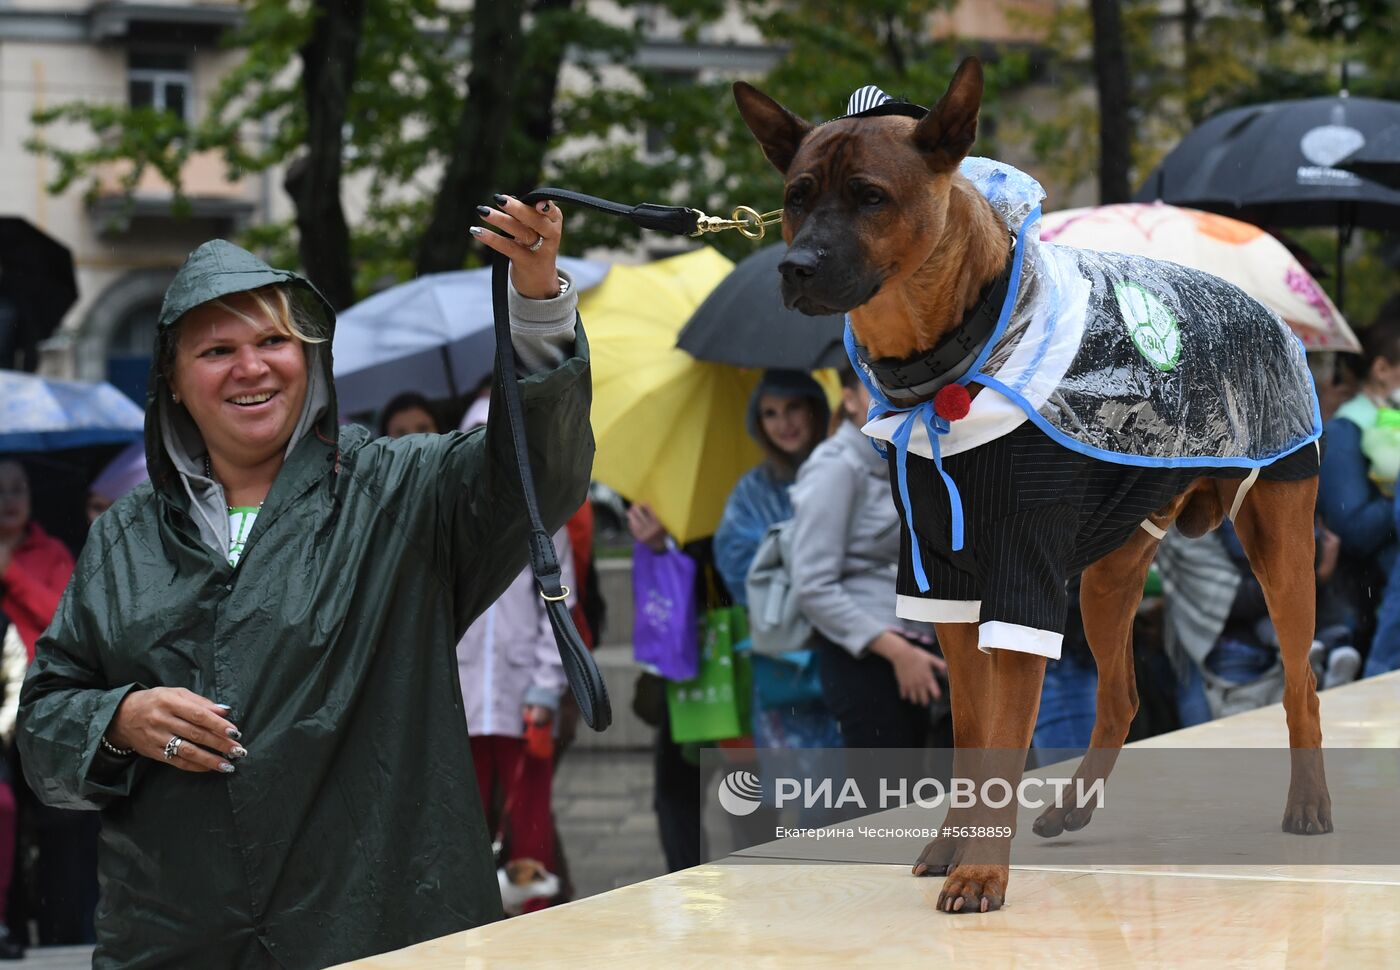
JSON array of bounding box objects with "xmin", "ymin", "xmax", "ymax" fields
[{"xmin": 690, "ymin": 205, "xmax": 783, "ymax": 240}]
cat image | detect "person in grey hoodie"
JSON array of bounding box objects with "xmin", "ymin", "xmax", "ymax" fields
[{"xmin": 790, "ymin": 366, "xmax": 947, "ymax": 747}]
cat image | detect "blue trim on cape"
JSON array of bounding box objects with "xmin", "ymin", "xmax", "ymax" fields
[{"xmin": 972, "ymin": 370, "xmax": 1323, "ymax": 470}]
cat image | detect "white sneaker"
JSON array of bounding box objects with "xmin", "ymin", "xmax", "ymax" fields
[{"xmin": 1323, "ymin": 646, "xmax": 1362, "ymax": 690}]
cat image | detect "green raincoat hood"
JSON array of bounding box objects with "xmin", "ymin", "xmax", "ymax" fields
[{"xmin": 147, "ymin": 240, "xmax": 339, "ymax": 563}]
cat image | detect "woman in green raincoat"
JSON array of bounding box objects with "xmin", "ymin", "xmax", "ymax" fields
[{"xmin": 17, "ymin": 198, "xmax": 593, "ymax": 968}]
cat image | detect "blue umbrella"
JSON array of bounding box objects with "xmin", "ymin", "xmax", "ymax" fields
[
  {"xmin": 0, "ymin": 370, "xmax": 144, "ymax": 451},
  {"xmin": 333, "ymin": 256, "xmax": 610, "ymax": 416}
]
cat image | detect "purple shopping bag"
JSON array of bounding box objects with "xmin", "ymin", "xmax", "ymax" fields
[{"xmin": 631, "ymin": 542, "xmax": 700, "ymax": 681}]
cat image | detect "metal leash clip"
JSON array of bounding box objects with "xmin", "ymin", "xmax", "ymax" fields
[{"xmin": 689, "ymin": 204, "xmax": 783, "ymax": 240}]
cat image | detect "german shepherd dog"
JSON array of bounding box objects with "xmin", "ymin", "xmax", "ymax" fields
[{"xmin": 734, "ymin": 57, "xmax": 1330, "ymax": 914}]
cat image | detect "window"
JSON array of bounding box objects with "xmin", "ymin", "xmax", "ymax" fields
[{"xmin": 128, "ymin": 51, "xmax": 192, "ymax": 120}]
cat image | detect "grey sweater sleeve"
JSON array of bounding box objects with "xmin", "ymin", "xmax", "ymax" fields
[
  {"xmin": 790, "ymin": 456, "xmax": 889, "ymax": 656},
  {"xmin": 508, "ymin": 269, "xmax": 579, "ymax": 374}
]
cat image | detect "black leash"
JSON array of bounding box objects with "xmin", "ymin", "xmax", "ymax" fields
[{"xmin": 491, "ymin": 188, "xmax": 781, "ymax": 732}]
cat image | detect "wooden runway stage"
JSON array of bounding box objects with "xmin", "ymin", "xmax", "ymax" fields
[{"xmin": 337, "ymin": 671, "xmax": 1400, "ymax": 968}]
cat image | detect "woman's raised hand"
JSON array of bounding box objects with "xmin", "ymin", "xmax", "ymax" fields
[
  {"xmin": 471, "ymin": 195, "xmax": 565, "ymax": 300},
  {"xmin": 106, "ymin": 687, "xmax": 247, "ymax": 773}
]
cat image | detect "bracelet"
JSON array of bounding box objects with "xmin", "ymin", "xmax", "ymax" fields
[{"xmin": 99, "ymin": 735, "xmax": 134, "ymax": 758}]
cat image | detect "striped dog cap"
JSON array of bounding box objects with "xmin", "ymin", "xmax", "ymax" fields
[{"xmin": 837, "ymin": 84, "xmax": 929, "ymax": 122}]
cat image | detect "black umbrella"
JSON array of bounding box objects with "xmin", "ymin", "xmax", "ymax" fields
[
  {"xmin": 1339, "ymin": 125, "xmax": 1400, "ymax": 191},
  {"xmin": 1135, "ymin": 94, "xmax": 1400, "ymax": 309},
  {"xmin": 0, "ymin": 217, "xmax": 79, "ymax": 371},
  {"xmin": 676, "ymin": 244, "xmax": 847, "ymax": 370}
]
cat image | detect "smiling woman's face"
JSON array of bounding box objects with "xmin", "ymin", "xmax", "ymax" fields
[{"xmin": 170, "ymin": 289, "xmax": 308, "ymax": 470}]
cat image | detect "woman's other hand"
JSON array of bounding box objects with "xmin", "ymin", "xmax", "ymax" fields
[
  {"xmin": 868, "ymin": 631, "xmax": 947, "ymax": 706},
  {"xmin": 107, "ymin": 688, "xmax": 246, "ymax": 773},
  {"xmin": 626, "ymin": 503, "xmax": 668, "ymax": 553},
  {"xmin": 471, "ymin": 195, "xmax": 564, "ymax": 300}
]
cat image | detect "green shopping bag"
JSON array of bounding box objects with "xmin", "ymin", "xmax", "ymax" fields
[{"xmin": 667, "ymin": 606, "xmax": 752, "ymax": 743}]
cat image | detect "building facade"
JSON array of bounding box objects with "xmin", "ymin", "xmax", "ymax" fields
[{"xmin": 1, "ymin": 0, "xmax": 1065, "ymax": 398}]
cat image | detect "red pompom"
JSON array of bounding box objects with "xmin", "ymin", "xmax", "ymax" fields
[{"xmin": 933, "ymin": 384, "xmax": 972, "ymax": 421}]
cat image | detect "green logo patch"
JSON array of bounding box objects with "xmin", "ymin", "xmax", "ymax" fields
[{"xmin": 1113, "ymin": 281, "xmax": 1181, "ymax": 372}]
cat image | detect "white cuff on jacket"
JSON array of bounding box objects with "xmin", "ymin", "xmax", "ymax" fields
[
  {"xmin": 977, "ymin": 621, "xmax": 1063, "ymax": 660},
  {"xmin": 896, "ymin": 595, "xmax": 980, "ymax": 623}
]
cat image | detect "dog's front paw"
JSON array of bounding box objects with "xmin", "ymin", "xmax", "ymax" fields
[
  {"xmin": 1281, "ymin": 784, "xmax": 1334, "ymax": 835},
  {"xmin": 911, "ymin": 834, "xmax": 963, "ymax": 878},
  {"xmin": 935, "ymin": 863, "xmax": 1008, "ymax": 914}
]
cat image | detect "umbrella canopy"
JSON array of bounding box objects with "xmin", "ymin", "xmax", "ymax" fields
[
  {"xmin": 1040, "ymin": 203, "xmax": 1359, "ymax": 353},
  {"xmin": 1339, "ymin": 124, "xmax": 1400, "ymax": 191},
  {"xmin": 675, "ymin": 244, "xmax": 847, "ymax": 369},
  {"xmin": 585, "ymin": 247, "xmax": 767, "ymax": 545},
  {"xmin": 0, "ymin": 217, "xmax": 79, "ymax": 371},
  {"xmin": 1135, "ymin": 95, "xmax": 1400, "ymax": 230},
  {"xmin": 0, "ymin": 370, "xmax": 144, "ymax": 451},
  {"xmin": 332, "ymin": 256, "xmax": 610, "ymax": 416},
  {"xmin": 89, "ymin": 439, "xmax": 149, "ymax": 502}
]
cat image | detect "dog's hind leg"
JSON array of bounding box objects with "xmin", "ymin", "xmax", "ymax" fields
[
  {"xmin": 1232, "ymin": 475, "xmax": 1332, "ymax": 834},
  {"xmin": 1032, "ymin": 526, "xmax": 1159, "ymax": 838}
]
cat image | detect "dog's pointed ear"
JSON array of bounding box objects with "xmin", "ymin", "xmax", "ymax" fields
[
  {"xmin": 733, "ymin": 81, "xmax": 813, "ymax": 174},
  {"xmin": 913, "ymin": 57, "xmax": 984, "ymax": 171}
]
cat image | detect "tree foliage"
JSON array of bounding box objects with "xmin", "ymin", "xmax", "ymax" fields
[
  {"xmin": 29, "ymin": 0, "xmax": 1033, "ymax": 291},
  {"xmin": 29, "ymin": 0, "xmax": 1396, "ymax": 318},
  {"xmin": 1018, "ymin": 0, "xmax": 1400, "ymax": 323}
]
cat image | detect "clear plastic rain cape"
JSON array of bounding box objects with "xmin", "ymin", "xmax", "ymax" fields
[{"xmin": 850, "ymin": 158, "xmax": 1322, "ymax": 577}]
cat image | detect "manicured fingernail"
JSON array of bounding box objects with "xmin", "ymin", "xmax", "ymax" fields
[
  {"xmin": 216, "ymin": 704, "xmax": 232, "ymax": 711},
  {"xmin": 219, "ymin": 762, "xmax": 236, "ymax": 773},
  {"xmin": 476, "ymin": 204, "xmax": 491, "ymax": 217},
  {"xmin": 469, "ymin": 226, "xmax": 483, "ymax": 237},
  {"xmin": 493, "ymin": 193, "xmax": 509, "ymax": 206},
  {"xmin": 229, "ymin": 746, "xmax": 248, "ymax": 759},
  {"xmin": 226, "ymin": 727, "xmax": 241, "ymax": 740}
]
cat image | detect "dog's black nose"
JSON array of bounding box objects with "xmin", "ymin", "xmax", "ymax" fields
[{"xmin": 778, "ymin": 249, "xmax": 820, "ymax": 285}]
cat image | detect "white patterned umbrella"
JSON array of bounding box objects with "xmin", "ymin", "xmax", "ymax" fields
[
  {"xmin": 0, "ymin": 370, "xmax": 144, "ymax": 451},
  {"xmin": 1041, "ymin": 202, "xmax": 1359, "ymax": 353}
]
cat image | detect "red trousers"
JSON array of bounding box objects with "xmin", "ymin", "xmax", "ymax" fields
[{"xmin": 470, "ymin": 735, "xmax": 555, "ymax": 876}]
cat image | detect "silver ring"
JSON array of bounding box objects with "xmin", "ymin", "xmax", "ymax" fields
[
  {"xmin": 163, "ymin": 736, "xmax": 185, "ymax": 761},
  {"xmin": 527, "ymin": 234, "xmax": 544, "ymax": 253}
]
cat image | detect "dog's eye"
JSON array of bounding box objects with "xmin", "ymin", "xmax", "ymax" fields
[
  {"xmin": 861, "ymin": 188, "xmax": 885, "ymax": 207},
  {"xmin": 786, "ymin": 187, "xmax": 809, "ymax": 210}
]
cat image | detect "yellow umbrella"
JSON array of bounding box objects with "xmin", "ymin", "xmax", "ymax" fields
[{"xmin": 583, "ymin": 247, "xmax": 762, "ymax": 545}]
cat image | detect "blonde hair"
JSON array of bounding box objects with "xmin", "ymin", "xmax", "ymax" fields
[
  {"xmin": 207, "ymin": 284, "xmax": 326, "ymax": 346},
  {"xmin": 162, "ymin": 283, "xmax": 326, "ymax": 386}
]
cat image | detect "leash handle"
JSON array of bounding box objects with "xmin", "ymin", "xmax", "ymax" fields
[
  {"xmin": 522, "ymin": 188, "xmax": 699, "ymax": 236},
  {"xmin": 491, "ymin": 252, "xmax": 612, "ymax": 732}
]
